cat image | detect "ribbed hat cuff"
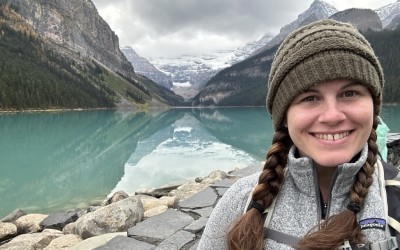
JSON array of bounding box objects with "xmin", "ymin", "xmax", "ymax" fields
[{"xmin": 271, "ymin": 50, "xmax": 382, "ymax": 130}]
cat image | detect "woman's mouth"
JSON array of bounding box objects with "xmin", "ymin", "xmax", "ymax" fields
[{"xmin": 313, "ymin": 131, "xmax": 351, "ymax": 141}]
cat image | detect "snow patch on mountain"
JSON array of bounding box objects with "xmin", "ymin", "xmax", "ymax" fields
[
  {"xmin": 148, "ymin": 32, "xmax": 274, "ymax": 100},
  {"xmin": 121, "ymin": 46, "xmax": 173, "ymax": 89},
  {"xmin": 252, "ymin": 0, "xmax": 338, "ymax": 55},
  {"xmin": 376, "ymin": 1, "xmax": 400, "ymax": 28}
]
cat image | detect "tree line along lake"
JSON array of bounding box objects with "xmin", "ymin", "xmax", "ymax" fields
[{"xmin": 1, "ymin": 105, "xmax": 399, "ymax": 218}]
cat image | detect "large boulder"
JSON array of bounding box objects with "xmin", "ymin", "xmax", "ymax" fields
[
  {"xmin": 0, "ymin": 229, "xmax": 62, "ymax": 250},
  {"xmin": 14, "ymin": 214, "xmax": 48, "ymax": 234},
  {"xmin": 43, "ymin": 234, "xmax": 82, "ymax": 249},
  {"xmin": 40, "ymin": 210, "xmax": 80, "ymax": 231},
  {"xmin": 0, "ymin": 209, "xmax": 26, "ymax": 223},
  {"xmin": 101, "ymin": 191, "xmax": 129, "ymax": 206},
  {"xmin": 69, "ymin": 196, "xmax": 144, "ymax": 239},
  {"xmin": 0, "ymin": 222, "xmax": 17, "ymax": 242},
  {"xmin": 140, "ymin": 196, "xmax": 177, "ymax": 211}
]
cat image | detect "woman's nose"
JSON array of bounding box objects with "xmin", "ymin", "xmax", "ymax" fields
[{"xmin": 317, "ymin": 100, "xmax": 346, "ymax": 125}]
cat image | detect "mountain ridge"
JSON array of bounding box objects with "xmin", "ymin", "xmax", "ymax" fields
[
  {"xmin": 0, "ymin": 0, "xmax": 184, "ymax": 110},
  {"xmin": 192, "ymin": 1, "xmax": 400, "ymax": 107}
]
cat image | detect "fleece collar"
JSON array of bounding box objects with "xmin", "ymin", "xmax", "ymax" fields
[{"xmin": 286, "ymin": 143, "xmax": 368, "ymax": 198}]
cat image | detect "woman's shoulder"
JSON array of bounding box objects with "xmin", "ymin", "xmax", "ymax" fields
[
  {"xmin": 197, "ymin": 171, "xmax": 261, "ymax": 249},
  {"xmin": 212, "ymin": 171, "xmax": 261, "ymax": 215}
]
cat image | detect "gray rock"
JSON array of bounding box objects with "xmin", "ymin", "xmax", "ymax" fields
[
  {"xmin": 0, "ymin": 230, "xmax": 61, "ymax": 250},
  {"xmin": 43, "ymin": 234, "xmax": 82, "ymax": 249},
  {"xmin": 189, "ymin": 207, "xmax": 214, "ymax": 218},
  {"xmin": 72, "ymin": 197, "xmax": 144, "ymax": 239},
  {"xmin": 211, "ymin": 178, "xmax": 238, "ymax": 188},
  {"xmin": 40, "ymin": 210, "xmax": 80, "ymax": 230},
  {"xmin": 188, "ymin": 240, "xmax": 199, "ymax": 250},
  {"xmin": 179, "ymin": 187, "xmax": 217, "ymax": 209},
  {"xmin": 229, "ymin": 164, "xmax": 262, "ymax": 177},
  {"xmin": 155, "ymin": 230, "xmax": 195, "ymax": 250},
  {"xmin": 216, "ymin": 187, "xmax": 229, "ymax": 196},
  {"xmin": 136, "ymin": 184, "xmax": 182, "ymax": 198},
  {"xmin": 184, "ymin": 217, "xmax": 208, "ymax": 233},
  {"xmin": 128, "ymin": 209, "xmax": 194, "ymax": 243},
  {"xmin": 101, "ymin": 190, "xmax": 129, "ymax": 206},
  {"xmin": 0, "ymin": 209, "xmax": 26, "ymax": 223},
  {"xmin": 0, "ymin": 222, "xmax": 17, "ymax": 242},
  {"xmin": 69, "ymin": 232, "xmax": 126, "ymax": 250},
  {"xmin": 94, "ymin": 235, "xmax": 155, "ymax": 250},
  {"xmin": 15, "ymin": 214, "xmax": 48, "ymax": 234}
]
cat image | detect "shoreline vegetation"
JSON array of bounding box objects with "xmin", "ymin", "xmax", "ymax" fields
[{"xmin": 0, "ymin": 102, "xmax": 399, "ymax": 113}]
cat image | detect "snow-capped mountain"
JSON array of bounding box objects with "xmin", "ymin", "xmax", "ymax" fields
[
  {"xmin": 252, "ymin": 0, "xmax": 337, "ymax": 55},
  {"xmin": 121, "ymin": 46, "xmax": 173, "ymax": 89},
  {"xmin": 148, "ymin": 32, "xmax": 274, "ymax": 100},
  {"xmin": 122, "ymin": 0, "xmax": 398, "ymax": 101},
  {"xmin": 376, "ymin": 0, "xmax": 400, "ymax": 29}
]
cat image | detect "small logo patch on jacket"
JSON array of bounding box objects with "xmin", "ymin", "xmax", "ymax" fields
[{"xmin": 359, "ymin": 218, "xmax": 386, "ymax": 231}]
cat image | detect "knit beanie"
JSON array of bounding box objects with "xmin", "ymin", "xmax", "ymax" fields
[{"xmin": 267, "ymin": 19, "xmax": 384, "ymax": 131}]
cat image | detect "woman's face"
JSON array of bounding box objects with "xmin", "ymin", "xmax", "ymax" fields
[{"xmin": 286, "ymin": 79, "xmax": 374, "ymax": 168}]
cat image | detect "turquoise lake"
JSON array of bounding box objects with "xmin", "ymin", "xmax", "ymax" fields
[{"xmin": 1, "ymin": 106, "xmax": 400, "ymax": 218}]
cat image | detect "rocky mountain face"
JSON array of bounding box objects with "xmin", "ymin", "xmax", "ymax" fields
[
  {"xmin": 192, "ymin": 0, "xmax": 400, "ymax": 107},
  {"xmin": 121, "ymin": 46, "xmax": 173, "ymax": 90},
  {"xmin": 330, "ymin": 8, "xmax": 382, "ymax": 32},
  {"xmin": 252, "ymin": 0, "xmax": 337, "ymax": 56},
  {"xmin": 1, "ymin": 0, "xmax": 183, "ymax": 108},
  {"xmin": 192, "ymin": 0, "xmax": 337, "ymax": 106},
  {"xmin": 148, "ymin": 32, "xmax": 274, "ymax": 100},
  {"xmin": 5, "ymin": 0, "xmax": 135, "ymax": 80},
  {"xmin": 376, "ymin": 0, "xmax": 400, "ymax": 29},
  {"xmin": 142, "ymin": 0, "xmax": 334, "ymax": 101}
]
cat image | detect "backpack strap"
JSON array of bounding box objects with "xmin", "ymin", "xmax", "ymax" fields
[
  {"xmin": 380, "ymin": 160, "xmax": 400, "ymax": 246},
  {"xmin": 263, "ymin": 228, "xmax": 300, "ymax": 247},
  {"xmin": 386, "ymin": 179, "xmax": 400, "ymax": 186}
]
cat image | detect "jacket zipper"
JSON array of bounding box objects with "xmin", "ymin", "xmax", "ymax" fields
[{"xmin": 313, "ymin": 165, "xmax": 339, "ymax": 222}]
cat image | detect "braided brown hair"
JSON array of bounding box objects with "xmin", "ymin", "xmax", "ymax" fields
[
  {"xmin": 227, "ymin": 119, "xmax": 379, "ymax": 250},
  {"xmin": 297, "ymin": 123, "xmax": 379, "ymax": 249},
  {"xmin": 227, "ymin": 129, "xmax": 292, "ymax": 250}
]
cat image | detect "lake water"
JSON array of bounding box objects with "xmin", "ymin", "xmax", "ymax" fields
[{"xmin": 1, "ymin": 106, "xmax": 399, "ymax": 218}]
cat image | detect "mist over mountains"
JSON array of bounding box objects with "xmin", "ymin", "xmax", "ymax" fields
[
  {"xmin": 125, "ymin": 0, "xmax": 400, "ymax": 102},
  {"xmin": 1, "ymin": 0, "xmax": 399, "ymax": 110}
]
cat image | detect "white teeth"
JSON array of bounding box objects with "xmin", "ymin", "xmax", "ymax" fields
[{"xmin": 315, "ymin": 132, "xmax": 350, "ymax": 141}]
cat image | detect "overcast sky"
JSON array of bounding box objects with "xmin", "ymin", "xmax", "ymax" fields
[{"xmin": 91, "ymin": 0, "xmax": 395, "ymax": 59}]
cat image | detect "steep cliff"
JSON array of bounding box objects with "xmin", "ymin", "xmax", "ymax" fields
[
  {"xmin": 0, "ymin": 0, "xmax": 183, "ymax": 109},
  {"xmin": 251, "ymin": 0, "xmax": 337, "ymax": 56},
  {"xmin": 121, "ymin": 46, "xmax": 173, "ymax": 90},
  {"xmin": 5, "ymin": 0, "xmax": 135, "ymax": 79}
]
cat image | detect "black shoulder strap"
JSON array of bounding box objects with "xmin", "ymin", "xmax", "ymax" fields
[
  {"xmin": 382, "ymin": 160, "xmax": 400, "ymax": 180},
  {"xmin": 381, "ymin": 160, "xmax": 400, "ymax": 246}
]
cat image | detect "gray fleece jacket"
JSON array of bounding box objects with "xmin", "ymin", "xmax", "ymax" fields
[{"xmin": 198, "ymin": 144, "xmax": 387, "ymax": 249}]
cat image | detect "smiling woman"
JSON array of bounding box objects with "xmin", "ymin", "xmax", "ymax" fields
[
  {"xmin": 198, "ymin": 19, "xmax": 400, "ymax": 250},
  {"xmin": 287, "ymin": 80, "xmax": 374, "ymax": 169}
]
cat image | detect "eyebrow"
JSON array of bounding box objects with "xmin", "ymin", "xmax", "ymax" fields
[{"xmin": 305, "ymin": 81, "xmax": 362, "ymax": 93}]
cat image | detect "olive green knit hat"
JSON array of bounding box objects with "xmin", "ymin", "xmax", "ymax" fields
[{"xmin": 267, "ymin": 19, "xmax": 384, "ymax": 131}]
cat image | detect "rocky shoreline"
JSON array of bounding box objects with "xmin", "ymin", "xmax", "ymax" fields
[
  {"xmin": 0, "ymin": 164, "xmax": 262, "ymax": 250},
  {"xmin": 1, "ymin": 134, "xmax": 399, "ymax": 249}
]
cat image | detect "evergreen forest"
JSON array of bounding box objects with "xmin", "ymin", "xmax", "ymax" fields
[
  {"xmin": 364, "ymin": 27, "xmax": 400, "ymax": 103},
  {"xmin": 0, "ymin": 23, "xmax": 116, "ymax": 110}
]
